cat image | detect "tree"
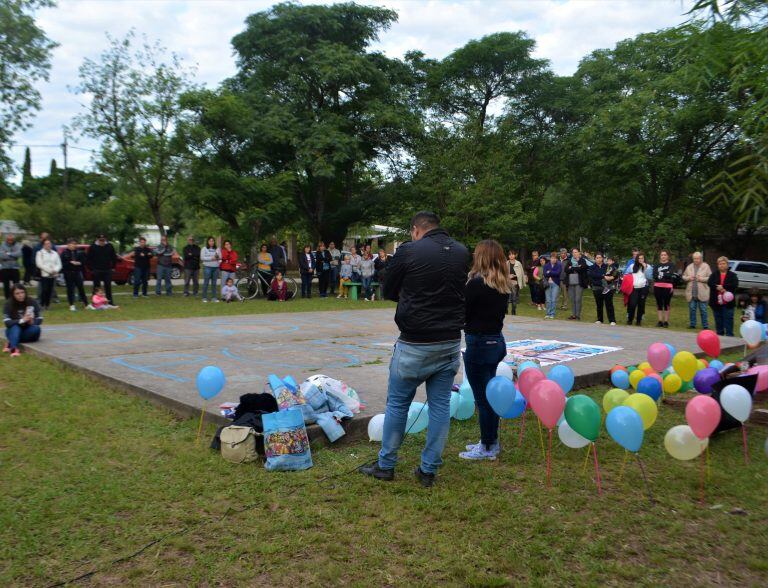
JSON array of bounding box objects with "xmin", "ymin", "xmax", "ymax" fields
[
  {"xmin": 49, "ymin": 158, "xmax": 57, "ymax": 175},
  {"xmin": 22, "ymin": 147, "xmax": 32, "ymax": 184},
  {"xmin": 72, "ymin": 31, "xmax": 194, "ymax": 236},
  {"xmin": 0, "ymin": 0, "xmax": 57, "ymax": 176}
]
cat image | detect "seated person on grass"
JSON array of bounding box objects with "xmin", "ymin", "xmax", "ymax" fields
[
  {"xmin": 88, "ymin": 287, "xmax": 119, "ymax": 310},
  {"xmin": 268, "ymin": 271, "xmax": 288, "ymax": 301},
  {"xmin": 337, "ymin": 255, "xmax": 353, "ymax": 299},
  {"xmin": 3, "ymin": 283, "xmax": 42, "ymax": 357},
  {"xmin": 221, "ymin": 278, "xmax": 244, "ymax": 303}
]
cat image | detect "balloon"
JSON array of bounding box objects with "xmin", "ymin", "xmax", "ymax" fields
[
  {"xmin": 697, "ymin": 359, "xmax": 708, "ymax": 371},
  {"xmin": 663, "ymin": 373, "xmax": 683, "ymax": 394},
  {"xmin": 603, "ymin": 388, "xmax": 629, "ymax": 414},
  {"xmin": 449, "ymin": 391, "xmax": 461, "ymax": 418},
  {"xmin": 455, "ymin": 394, "xmax": 475, "ymax": 421},
  {"xmin": 673, "ymin": 351, "xmax": 698, "ymax": 382},
  {"xmin": 665, "ymin": 425, "xmax": 708, "ymax": 460},
  {"xmin": 548, "ymin": 364, "xmax": 575, "ymax": 394},
  {"xmin": 747, "ymin": 365, "xmax": 768, "ymax": 393},
  {"xmin": 664, "ymin": 343, "xmax": 677, "ymax": 359},
  {"xmin": 642, "ymin": 366, "xmax": 655, "ymax": 376},
  {"xmin": 648, "ymin": 373, "xmax": 663, "ymax": 385},
  {"xmin": 529, "ymin": 380, "xmax": 566, "ymax": 429},
  {"xmin": 501, "ymin": 391, "xmax": 527, "ymax": 419},
  {"xmin": 611, "ymin": 369, "xmax": 630, "ymax": 390},
  {"xmin": 610, "ymin": 365, "xmax": 627, "ymax": 374},
  {"xmin": 685, "ymin": 395, "xmax": 721, "ymax": 439},
  {"xmin": 606, "ymin": 406, "xmax": 644, "ymax": 452},
  {"xmin": 517, "ymin": 360, "xmax": 539, "ymax": 375},
  {"xmin": 708, "ymin": 359, "xmax": 725, "ymax": 371},
  {"xmin": 741, "ymin": 320, "xmax": 763, "ymax": 346},
  {"xmin": 459, "ymin": 379, "xmax": 472, "ymax": 399},
  {"xmin": 720, "ymin": 384, "xmax": 752, "ymax": 422},
  {"xmin": 629, "ymin": 369, "xmax": 645, "ymax": 390},
  {"xmin": 680, "ymin": 379, "xmax": 694, "ymax": 393},
  {"xmin": 406, "ymin": 401, "xmax": 429, "ymax": 433},
  {"xmin": 696, "ymin": 330, "xmax": 720, "ymax": 358},
  {"xmin": 623, "ymin": 393, "xmax": 658, "ymax": 430},
  {"xmin": 564, "ymin": 394, "xmax": 601, "ymax": 441},
  {"xmin": 196, "ymin": 365, "xmax": 226, "ymax": 400},
  {"xmin": 496, "ymin": 361, "xmax": 514, "ymax": 381},
  {"xmin": 637, "ymin": 361, "xmax": 651, "ymax": 372},
  {"xmin": 367, "ymin": 413, "xmax": 385, "ymax": 441},
  {"xmin": 693, "ymin": 367, "xmax": 720, "ymax": 394},
  {"xmin": 637, "ymin": 377, "xmax": 662, "ymax": 402},
  {"xmin": 647, "ymin": 342, "xmax": 671, "ymax": 372},
  {"xmin": 487, "ymin": 376, "xmax": 518, "ymax": 417},
  {"xmin": 518, "ymin": 368, "xmax": 546, "ymax": 400},
  {"xmin": 627, "ymin": 365, "xmax": 638, "ymax": 373},
  {"xmin": 723, "ymin": 291, "xmax": 734, "ymax": 303},
  {"xmin": 558, "ymin": 419, "xmax": 590, "ymax": 449}
]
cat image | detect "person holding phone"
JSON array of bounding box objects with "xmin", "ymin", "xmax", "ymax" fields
[{"xmin": 3, "ymin": 284, "xmax": 43, "ymax": 357}]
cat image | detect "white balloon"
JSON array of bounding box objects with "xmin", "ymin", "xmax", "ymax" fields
[
  {"xmin": 367, "ymin": 413, "xmax": 385, "ymax": 442},
  {"xmin": 720, "ymin": 384, "xmax": 752, "ymax": 423},
  {"xmin": 496, "ymin": 361, "xmax": 514, "ymax": 381},
  {"xmin": 557, "ymin": 419, "xmax": 590, "ymax": 449},
  {"xmin": 740, "ymin": 319, "xmax": 763, "ymax": 347}
]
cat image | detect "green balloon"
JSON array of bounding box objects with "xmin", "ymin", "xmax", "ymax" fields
[
  {"xmin": 564, "ymin": 394, "xmax": 601, "ymax": 442},
  {"xmin": 680, "ymin": 379, "xmax": 694, "ymax": 393},
  {"xmin": 627, "ymin": 365, "xmax": 638, "ymax": 373}
]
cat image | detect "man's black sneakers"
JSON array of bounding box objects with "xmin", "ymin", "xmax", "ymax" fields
[
  {"xmin": 414, "ymin": 467, "xmax": 436, "ymax": 488},
  {"xmin": 358, "ymin": 461, "xmax": 394, "ymax": 481}
]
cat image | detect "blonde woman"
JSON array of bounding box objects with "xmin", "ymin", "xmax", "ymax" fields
[{"xmin": 460, "ymin": 239, "xmax": 511, "ymax": 461}]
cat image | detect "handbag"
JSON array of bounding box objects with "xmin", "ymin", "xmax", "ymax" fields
[
  {"xmin": 219, "ymin": 426, "xmax": 260, "ymax": 464},
  {"xmin": 263, "ymin": 407, "xmax": 313, "ymax": 471}
]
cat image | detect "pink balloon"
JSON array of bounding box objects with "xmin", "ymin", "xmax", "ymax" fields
[
  {"xmin": 529, "ymin": 380, "xmax": 566, "ymax": 429},
  {"xmin": 647, "ymin": 342, "xmax": 671, "ymax": 372},
  {"xmin": 696, "ymin": 329, "xmax": 721, "ymax": 358},
  {"xmin": 723, "ymin": 291, "xmax": 734, "ymax": 303},
  {"xmin": 518, "ymin": 368, "xmax": 545, "ymax": 400},
  {"xmin": 648, "ymin": 373, "xmax": 663, "ymax": 385},
  {"xmin": 747, "ymin": 365, "xmax": 768, "ymax": 393},
  {"xmin": 685, "ymin": 395, "xmax": 722, "ymax": 439}
]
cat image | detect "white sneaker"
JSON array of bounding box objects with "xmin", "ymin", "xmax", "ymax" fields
[
  {"xmin": 213, "ymin": 299, "xmax": 219, "ymax": 303},
  {"xmin": 202, "ymin": 298, "xmax": 208, "ymax": 303},
  {"xmin": 371, "ymin": 293, "xmax": 376, "ymax": 301},
  {"xmin": 459, "ymin": 446, "xmax": 498, "ymax": 461},
  {"xmin": 595, "ymin": 320, "xmax": 602, "ymax": 325},
  {"xmin": 69, "ymin": 305, "xmax": 76, "ymax": 311},
  {"xmin": 610, "ymin": 322, "xmax": 617, "ymax": 326},
  {"xmin": 86, "ymin": 304, "xmax": 95, "ymax": 310},
  {"xmin": 465, "ymin": 441, "xmax": 500, "ymax": 456}
]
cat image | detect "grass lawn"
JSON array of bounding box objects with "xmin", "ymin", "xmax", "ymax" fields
[{"xmin": 1, "ymin": 350, "xmax": 766, "ymax": 586}]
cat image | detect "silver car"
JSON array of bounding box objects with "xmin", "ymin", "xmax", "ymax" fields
[{"xmin": 728, "ymin": 260, "xmax": 768, "ymax": 291}]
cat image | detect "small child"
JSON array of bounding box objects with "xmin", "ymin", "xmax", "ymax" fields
[
  {"xmin": 337, "ymin": 255, "xmax": 353, "ymax": 299},
  {"xmin": 603, "ymin": 255, "xmax": 619, "ymax": 295},
  {"xmin": 738, "ymin": 293, "xmax": 752, "ymax": 322},
  {"xmin": 221, "ymin": 278, "xmax": 243, "ymax": 303},
  {"xmin": 88, "ymin": 287, "xmax": 119, "ymax": 310},
  {"xmin": 268, "ymin": 271, "xmax": 287, "ymax": 301}
]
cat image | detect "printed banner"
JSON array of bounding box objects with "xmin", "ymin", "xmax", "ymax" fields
[{"xmin": 502, "ymin": 339, "xmax": 622, "ymax": 367}]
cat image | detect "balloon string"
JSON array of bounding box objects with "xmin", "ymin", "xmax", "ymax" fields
[
  {"xmin": 582, "ymin": 443, "xmax": 592, "ymax": 475},
  {"xmin": 546, "ymin": 428, "xmax": 552, "ymax": 487},
  {"xmin": 592, "ymin": 443, "xmax": 603, "ymax": 496},
  {"xmin": 742, "ymin": 425, "xmax": 750, "ymax": 465},
  {"xmin": 699, "ymin": 450, "xmax": 705, "ymax": 505},
  {"xmin": 196, "ymin": 405, "xmax": 206, "ymax": 444},
  {"xmin": 635, "ymin": 453, "xmax": 655, "ymax": 505},
  {"xmin": 618, "ymin": 449, "xmax": 628, "ymax": 482},
  {"xmin": 706, "ymin": 443, "xmax": 710, "ymax": 481},
  {"xmin": 518, "ymin": 408, "xmax": 526, "ymax": 448},
  {"xmin": 537, "ymin": 417, "xmax": 546, "ymax": 463}
]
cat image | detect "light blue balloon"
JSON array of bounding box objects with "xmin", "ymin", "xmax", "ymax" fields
[
  {"xmin": 548, "ymin": 364, "xmax": 575, "ymax": 394},
  {"xmin": 664, "ymin": 343, "xmax": 677, "ymax": 359},
  {"xmin": 455, "ymin": 395, "xmax": 475, "ymax": 420},
  {"xmin": 459, "ymin": 379, "xmax": 473, "ymax": 401},
  {"xmin": 449, "ymin": 391, "xmax": 461, "ymax": 418},
  {"xmin": 605, "ymin": 406, "xmax": 644, "ymax": 452},
  {"xmin": 611, "ymin": 370, "xmax": 630, "ymax": 390},
  {"xmin": 708, "ymin": 359, "xmax": 724, "ymax": 371},
  {"xmin": 406, "ymin": 401, "xmax": 429, "ymax": 434},
  {"xmin": 486, "ymin": 376, "xmax": 517, "ymax": 417},
  {"xmin": 518, "ymin": 361, "xmax": 538, "ymax": 375},
  {"xmin": 502, "ymin": 392, "xmax": 527, "ymax": 419},
  {"xmin": 196, "ymin": 365, "xmax": 226, "ymax": 400}
]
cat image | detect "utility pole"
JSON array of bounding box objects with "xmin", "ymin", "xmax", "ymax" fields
[{"xmin": 61, "ymin": 129, "xmax": 68, "ymax": 198}]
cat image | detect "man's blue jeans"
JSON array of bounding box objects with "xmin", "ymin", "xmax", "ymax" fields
[
  {"xmin": 379, "ymin": 339, "xmax": 461, "ymax": 474},
  {"xmin": 545, "ymin": 283, "xmax": 560, "ymax": 318},
  {"xmin": 133, "ymin": 267, "xmax": 149, "ymax": 296},
  {"xmin": 688, "ymin": 300, "xmax": 709, "ymax": 328},
  {"xmin": 5, "ymin": 324, "xmax": 41, "ymax": 348},
  {"xmin": 155, "ymin": 265, "xmax": 173, "ymax": 295}
]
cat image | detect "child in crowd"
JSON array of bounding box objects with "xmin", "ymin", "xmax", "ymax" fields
[
  {"xmin": 603, "ymin": 255, "xmax": 619, "ymax": 295},
  {"xmin": 337, "ymin": 255, "xmax": 353, "ymax": 299},
  {"xmin": 221, "ymin": 278, "xmax": 243, "ymax": 303},
  {"xmin": 740, "ymin": 289, "xmax": 766, "ymax": 323},
  {"xmin": 88, "ymin": 287, "xmax": 119, "ymax": 310},
  {"xmin": 268, "ymin": 271, "xmax": 288, "ymax": 302}
]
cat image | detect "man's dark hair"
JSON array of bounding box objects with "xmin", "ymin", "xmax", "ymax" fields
[
  {"xmin": 67, "ymin": 237, "xmax": 77, "ymax": 244},
  {"xmin": 410, "ymin": 211, "xmax": 440, "ymax": 231}
]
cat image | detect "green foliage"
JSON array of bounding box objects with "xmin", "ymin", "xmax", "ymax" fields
[{"xmin": 21, "ymin": 146, "xmax": 31, "ymax": 184}]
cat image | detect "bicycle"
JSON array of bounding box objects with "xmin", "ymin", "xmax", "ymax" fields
[{"xmin": 235, "ymin": 267, "xmax": 298, "ymax": 300}]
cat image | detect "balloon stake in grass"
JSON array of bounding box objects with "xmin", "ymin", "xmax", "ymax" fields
[
  {"xmin": 564, "ymin": 394, "xmax": 602, "ymax": 495},
  {"xmin": 720, "ymin": 384, "xmax": 753, "ymax": 464},
  {"xmin": 196, "ymin": 366, "xmax": 226, "ymax": 443},
  {"xmin": 529, "ymin": 380, "xmax": 566, "ymax": 487},
  {"xmin": 606, "ymin": 405, "xmax": 654, "ymax": 504},
  {"xmin": 685, "ymin": 396, "xmax": 721, "ymax": 504}
]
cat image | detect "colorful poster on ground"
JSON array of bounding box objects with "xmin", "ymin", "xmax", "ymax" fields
[{"xmin": 503, "ymin": 339, "xmax": 622, "ymax": 367}]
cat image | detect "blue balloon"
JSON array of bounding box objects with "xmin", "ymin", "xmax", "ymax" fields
[
  {"xmin": 708, "ymin": 359, "xmax": 724, "ymax": 371},
  {"xmin": 517, "ymin": 361, "xmax": 538, "ymax": 375},
  {"xmin": 611, "ymin": 369, "xmax": 630, "ymax": 390},
  {"xmin": 548, "ymin": 364, "xmax": 575, "ymax": 394},
  {"xmin": 605, "ymin": 406, "xmax": 644, "ymax": 452},
  {"xmin": 636, "ymin": 376, "xmax": 662, "ymax": 402},
  {"xmin": 459, "ymin": 379, "xmax": 473, "ymax": 401},
  {"xmin": 502, "ymin": 391, "xmax": 527, "ymax": 419},
  {"xmin": 449, "ymin": 391, "xmax": 460, "ymax": 418},
  {"xmin": 664, "ymin": 343, "xmax": 677, "ymax": 359},
  {"xmin": 406, "ymin": 401, "xmax": 429, "ymax": 434},
  {"xmin": 196, "ymin": 365, "xmax": 226, "ymax": 400},
  {"xmin": 486, "ymin": 376, "xmax": 517, "ymax": 417}
]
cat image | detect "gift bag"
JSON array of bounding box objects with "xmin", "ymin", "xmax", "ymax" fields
[{"xmin": 262, "ymin": 407, "xmax": 313, "ymax": 471}]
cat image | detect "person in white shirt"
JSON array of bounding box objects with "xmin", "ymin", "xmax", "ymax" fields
[
  {"xmin": 627, "ymin": 252, "xmax": 649, "ymax": 326},
  {"xmin": 35, "ymin": 239, "xmax": 61, "ymax": 310}
]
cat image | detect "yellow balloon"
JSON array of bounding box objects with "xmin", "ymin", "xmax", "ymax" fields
[
  {"xmin": 603, "ymin": 388, "xmax": 630, "ymax": 414},
  {"xmin": 673, "ymin": 351, "xmax": 697, "ymax": 381},
  {"xmin": 629, "ymin": 369, "xmax": 645, "ymax": 390},
  {"xmin": 664, "ymin": 425, "xmax": 708, "ymax": 460},
  {"xmin": 663, "ymin": 373, "xmax": 682, "ymax": 394},
  {"xmin": 697, "ymin": 359, "xmax": 707, "ymax": 372},
  {"xmin": 637, "ymin": 361, "xmax": 651, "ymax": 372},
  {"xmin": 624, "ymin": 393, "xmax": 658, "ymax": 430}
]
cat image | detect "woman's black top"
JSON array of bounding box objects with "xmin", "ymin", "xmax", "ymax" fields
[
  {"xmin": 465, "ymin": 277, "xmax": 508, "ymax": 335},
  {"xmin": 653, "ymin": 262, "xmax": 675, "ymax": 285}
]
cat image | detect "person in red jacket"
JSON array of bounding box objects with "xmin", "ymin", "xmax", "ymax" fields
[
  {"xmin": 219, "ymin": 240, "xmax": 238, "ymax": 285},
  {"xmin": 268, "ymin": 271, "xmax": 288, "ymax": 301}
]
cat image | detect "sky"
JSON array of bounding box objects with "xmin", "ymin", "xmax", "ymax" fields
[{"xmin": 10, "ymin": 0, "xmax": 695, "ymax": 181}]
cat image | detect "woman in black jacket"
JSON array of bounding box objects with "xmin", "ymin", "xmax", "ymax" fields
[
  {"xmin": 298, "ymin": 244, "xmax": 315, "ymax": 298},
  {"xmin": 60, "ymin": 239, "xmax": 88, "ymax": 310},
  {"xmin": 374, "ymin": 249, "xmax": 388, "ymax": 297},
  {"xmin": 707, "ymin": 256, "xmax": 739, "ymax": 336},
  {"xmin": 314, "ymin": 242, "xmax": 332, "ymax": 298}
]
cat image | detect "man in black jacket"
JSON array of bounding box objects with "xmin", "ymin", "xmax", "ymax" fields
[
  {"xmin": 86, "ymin": 234, "xmax": 118, "ymax": 305},
  {"xmin": 360, "ymin": 211, "xmax": 469, "ymax": 488},
  {"xmin": 182, "ymin": 236, "xmax": 201, "ymax": 297},
  {"xmin": 60, "ymin": 239, "xmax": 88, "ymax": 309}
]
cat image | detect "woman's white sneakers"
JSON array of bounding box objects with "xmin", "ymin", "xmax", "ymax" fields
[{"xmin": 460, "ymin": 441, "xmax": 500, "ymax": 461}]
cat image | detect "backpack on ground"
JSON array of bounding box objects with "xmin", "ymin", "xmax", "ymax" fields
[{"xmin": 219, "ymin": 425, "xmax": 260, "ymax": 464}]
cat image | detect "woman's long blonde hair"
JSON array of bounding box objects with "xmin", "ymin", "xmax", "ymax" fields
[{"xmin": 469, "ymin": 239, "xmax": 511, "ymax": 294}]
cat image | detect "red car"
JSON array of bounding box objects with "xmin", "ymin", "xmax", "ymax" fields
[
  {"xmin": 55, "ymin": 244, "xmax": 135, "ymax": 285},
  {"xmin": 122, "ymin": 247, "xmax": 184, "ymax": 280}
]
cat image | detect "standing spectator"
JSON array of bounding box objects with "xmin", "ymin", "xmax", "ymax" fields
[
  {"xmin": 588, "ymin": 253, "xmax": 616, "ymax": 325},
  {"xmin": 683, "ymin": 251, "xmax": 711, "ymax": 330},
  {"xmin": 349, "ymin": 246, "xmax": 362, "ymax": 283},
  {"xmin": 219, "ymin": 240, "xmax": 238, "ymax": 285},
  {"xmin": 35, "ymin": 238, "xmax": 61, "ymax": 310},
  {"xmin": 268, "ymin": 237, "xmax": 287, "ymax": 277},
  {"xmin": 154, "ymin": 235, "xmax": 175, "ymax": 296},
  {"xmin": 315, "ymin": 242, "xmax": 332, "ymax": 298},
  {"xmin": 359, "ymin": 212, "xmax": 468, "ymax": 487},
  {"xmin": 374, "ymin": 249, "xmax": 389, "ymax": 299},
  {"xmin": 506, "ymin": 250, "xmax": 525, "ymax": 315},
  {"xmin": 182, "ymin": 236, "xmax": 201, "ymax": 297},
  {"xmin": 298, "ymin": 244, "xmax": 315, "ymax": 298},
  {"xmin": 526, "ymin": 250, "xmax": 540, "ymax": 305},
  {"xmin": 627, "ymin": 252, "xmax": 649, "ymax": 326},
  {"xmin": 60, "ymin": 239, "xmax": 88, "ymax": 310},
  {"xmin": 268, "ymin": 271, "xmax": 288, "ymax": 302},
  {"xmin": 0, "ymin": 233, "xmax": 22, "ymax": 299},
  {"xmin": 653, "ymin": 250, "xmax": 675, "ymax": 328},
  {"xmin": 534, "ymin": 256, "xmax": 548, "ymax": 309},
  {"xmin": 361, "ymin": 250, "xmax": 376, "ymax": 301},
  {"xmin": 558, "ymin": 248, "xmax": 569, "ymax": 310},
  {"xmin": 624, "ymin": 247, "xmax": 640, "ymax": 274},
  {"xmin": 3, "ymin": 284, "xmax": 43, "ymax": 357},
  {"xmin": 200, "ymin": 236, "xmax": 221, "ymax": 303},
  {"xmin": 708, "ymin": 256, "xmax": 739, "ymax": 337},
  {"xmin": 363, "ymin": 243, "xmax": 373, "ymax": 259},
  {"xmin": 543, "ymin": 251, "xmax": 562, "ymax": 319},
  {"xmin": 328, "ymin": 241, "xmax": 341, "ymax": 296},
  {"xmin": 21, "ymin": 240, "xmax": 34, "ymax": 285},
  {"xmin": 564, "ymin": 247, "xmax": 588, "ymax": 320},
  {"xmin": 86, "ymin": 234, "xmax": 117, "ymax": 305},
  {"xmin": 32, "ymin": 232, "xmax": 49, "ymax": 298},
  {"xmin": 257, "ymin": 243, "xmax": 274, "ymax": 296},
  {"xmin": 132, "ymin": 237, "xmax": 153, "ymax": 298}
]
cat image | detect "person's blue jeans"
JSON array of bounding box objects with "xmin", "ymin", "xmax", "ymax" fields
[
  {"xmin": 329, "ymin": 266, "xmax": 339, "ymax": 294},
  {"xmin": 5, "ymin": 324, "xmax": 41, "ymax": 349},
  {"xmin": 202, "ymin": 266, "xmax": 219, "ymax": 300},
  {"xmin": 362, "ymin": 276, "xmax": 373, "ymax": 300},
  {"xmin": 464, "ymin": 333, "xmax": 507, "ymax": 448},
  {"xmin": 688, "ymin": 300, "xmax": 709, "ymax": 328},
  {"xmin": 379, "ymin": 339, "xmax": 461, "ymax": 474},
  {"xmin": 133, "ymin": 267, "xmax": 149, "ymax": 296},
  {"xmin": 712, "ymin": 305, "xmax": 735, "ymax": 337},
  {"xmin": 300, "ymin": 273, "xmax": 313, "ymax": 298},
  {"xmin": 545, "ymin": 283, "xmax": 560, "ymax": 318},
  {"xmin": 155, "ymin": 265, "xmax": 173, "ymax": 295}
]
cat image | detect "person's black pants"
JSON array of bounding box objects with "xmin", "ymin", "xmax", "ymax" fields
[
  {"xmin": 317, "ymin": 271, "xmax": 329, "ymax": 297},
  {"xmin": 654, "ymin": 286, "xmax": 673, "ymax": 311},
  {"xmin": 300, "ymin": 273, "xmax": 313, "ymax": 298},
  {"xmin": 627, "ymin": 287, "xmax": 648, "ymax": 324},
  {"xmin": 592, "ymin": 289, "xmax": 616, "ymax": 323},
  {"xmin": 92, "ymin": 269, "xmax": 113, "ymax": 304},
  {"xmin": 23, "ymin": 265, "xmax": 33, "ymax": 284},
  {"xmin": 0, "ymin": 268, "xmax": 20, "ymax": 298},
  {"xmin": 64, "ymin": 271, "xmax": 87, "ymax": 306},
  {"xmin": 40, "ymin": 277, "xmax": 55, "ymax": 308}
]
